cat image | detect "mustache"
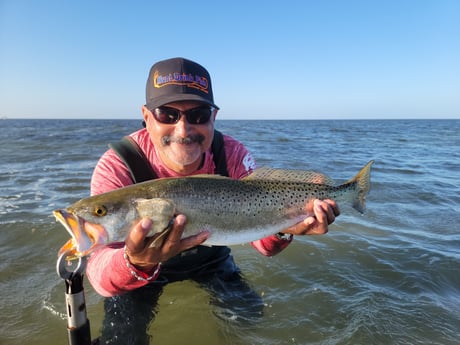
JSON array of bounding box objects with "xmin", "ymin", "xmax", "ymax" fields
[{"xmin": 161, "ymin": 134, "xmax": 205, "ymax": 146}]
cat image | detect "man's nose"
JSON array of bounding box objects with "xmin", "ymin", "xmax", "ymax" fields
[{"xmin": 173, "ymin": 114, "xmax": 192, "ymax": 137}]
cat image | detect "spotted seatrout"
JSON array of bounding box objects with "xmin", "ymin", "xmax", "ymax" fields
[{"xmin": 54, "ymin": 161, "xmax": 374, "ymax": 258}]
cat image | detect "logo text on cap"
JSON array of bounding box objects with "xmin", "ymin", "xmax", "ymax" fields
[{"xmin": 153, "ymin": 71, "xmax": 209, "ymax": 94}]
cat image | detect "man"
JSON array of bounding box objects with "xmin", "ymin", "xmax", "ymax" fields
[{"xmin": 87, "ymin": 57, "xmax": 339, "ymax": 344}]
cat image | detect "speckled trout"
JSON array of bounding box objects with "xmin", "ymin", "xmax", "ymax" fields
[{"xmin": 54, "ymin": 161, "xmax": 374, "ymax": 258}]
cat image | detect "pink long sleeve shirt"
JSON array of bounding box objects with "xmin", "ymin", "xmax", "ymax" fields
[{"xmin": 86, "ymin": 129, "xmax": 292, "ymax": 297}]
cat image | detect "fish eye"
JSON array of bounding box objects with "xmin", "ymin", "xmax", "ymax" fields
[{"xmin": 94, "ymin": 205, "xmax": 107, "ymax": 217}]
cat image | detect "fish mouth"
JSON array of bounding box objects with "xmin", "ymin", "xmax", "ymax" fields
[{"xmin": 54, "ymin": 209, "xmax": 108, "ymax": 260}]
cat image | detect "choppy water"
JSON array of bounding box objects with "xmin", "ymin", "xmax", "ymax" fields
[{"xmin": 1, "ymin": 119, "xmax": 459, "ymax": 345}]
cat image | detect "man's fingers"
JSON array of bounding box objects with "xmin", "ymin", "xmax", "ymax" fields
[
  {"xmin": 314, "ymin": 200, "xmax": 328, "ymax": 224},
  {"xmin": 179, "ymin": 230, "xmax": 210, "ymax": 252},
  {"xmin": 161, "ymin": 214, "xmax": 210, "ymax": 252},
  {"xmin": 161, "ymin": 214, "xmax": 186, "ymax": 248},
  {"xmin": 314, "ymin": 199, "xmax": 339, "ymax": 225},
  {"xmin": 325, "ymin": 199, "xmax": 341, "ymax": 217},
  {"xmin": 126, "ymin": 218, "xmax": 152, "ymax": 253},
  {"xmin": 124, "ymin": 216, "xmax": 206, "ymax": 270},
  {"xmin": 322, "ymin": 202, "xmax": 335, "ymax": 224}
]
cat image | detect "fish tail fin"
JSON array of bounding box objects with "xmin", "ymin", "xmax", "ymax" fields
[{"xmin": 346, "ymin": 160, "xmax": 374, "ymax": 213}]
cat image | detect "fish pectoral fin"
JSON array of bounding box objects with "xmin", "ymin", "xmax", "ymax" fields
[
  {"xmin": 148, "ymin": 217, "xmax": 175, "ymax": 248},
  {"xmin": 135, "ymin": 198, "xmax": 177, "ymax": 236}
]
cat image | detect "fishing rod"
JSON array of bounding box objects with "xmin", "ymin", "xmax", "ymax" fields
[{"xmin": 57, "ymin": 252, "xmax": 92, "ymax": 345}]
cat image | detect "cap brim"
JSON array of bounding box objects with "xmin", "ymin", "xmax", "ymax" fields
[{"xmin": 146, "ymin": 94, "xmax": 219, "ymax": 110}]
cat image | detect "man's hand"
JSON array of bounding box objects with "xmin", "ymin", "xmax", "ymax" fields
[
  {"xmin": 283, "ymin": 199, "xmax": 340, "ymax": 236},
  {"xmin": 124, "ymin": 215, "xmax": 209, "ymax": 271}
]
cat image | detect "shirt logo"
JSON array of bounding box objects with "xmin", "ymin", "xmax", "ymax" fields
[
  {"xmin": 153, "ymin": 70, "xmax": 209, "ymax": 94},
  {"xmin": 243, "ymin": 152, "xmax": 256, "ymax": 172}
]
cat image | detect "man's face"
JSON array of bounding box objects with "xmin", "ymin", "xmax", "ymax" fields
[{"xmin": 142, "ymin": 101, "xmax": 217, "ymax": 174}]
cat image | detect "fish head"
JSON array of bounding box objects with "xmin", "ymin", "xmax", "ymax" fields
[
  {"xmin": 54, "ymin": 196, "xmax": 135, "ymax": 259},
  {"xmin": 54, "ymin": 209, "xmax": 108, "ymax": 259}
]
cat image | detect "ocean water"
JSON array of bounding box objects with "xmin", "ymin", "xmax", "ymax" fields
[{"xmin": 1, "ymin": 119, "xmax": 459, "ymax": 345}]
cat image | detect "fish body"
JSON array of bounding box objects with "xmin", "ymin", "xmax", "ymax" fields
[{"xmin": 54, "ymin": 161, "xmax": 374, "ymax": 258}]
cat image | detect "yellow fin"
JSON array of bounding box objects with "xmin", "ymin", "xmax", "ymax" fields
[{"xmin": 346, "ymin": 160, "xmax": 374, "ymax": 213}]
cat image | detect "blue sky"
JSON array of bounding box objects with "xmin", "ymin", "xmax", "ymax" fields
[{"xmin": 1, "ymin": 0, "xmax": 459, "ymax": 120}]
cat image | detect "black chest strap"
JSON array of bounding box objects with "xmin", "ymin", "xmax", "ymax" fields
[
  {"xmin": 210, "ymin": 130, "xmax": 228, "ymax": 178},
  {"xmin": 109, "ymin": 136, "xmax": 156, "ymax": 183},
  {"xmin": 109, "ymin": 130, "xmax": 228, "ymax": 184}
]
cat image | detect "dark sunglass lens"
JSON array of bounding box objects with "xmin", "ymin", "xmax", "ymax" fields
[
  {"xmin": 186, "ymin": 107, "xmax": 212, "ymax": 124},
  {"xmin": 153, "ymin": 107, "xmax": 180, "ymax": 124}
]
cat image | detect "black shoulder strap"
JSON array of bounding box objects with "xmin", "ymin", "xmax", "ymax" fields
[
  {"xmin": 109, "ymin": 136, "xmax": 157, "ymax": 183},
  {"xmin": 211, "ymin": 130, "xmax": 228, "ymax": 176},
  {"xmin": 109, "ymin": 130, "xmax": 228, "ymax": 184}
]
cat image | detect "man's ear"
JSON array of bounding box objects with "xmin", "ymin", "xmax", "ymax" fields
[{"xmin": 142, "ymin": 105, "xmax": 150, "ymax": 123}]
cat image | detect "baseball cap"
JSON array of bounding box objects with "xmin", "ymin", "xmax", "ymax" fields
[{"xmin": 145, "ymin": 57, "xmax": 219, "ymax": 110}]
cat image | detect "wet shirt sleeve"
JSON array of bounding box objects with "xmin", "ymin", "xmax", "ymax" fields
[{"xmin": 86, "ymin": 243, "xmax": 160, "ymax": 297}]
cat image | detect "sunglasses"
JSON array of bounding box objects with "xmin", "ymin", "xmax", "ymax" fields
[{"xmin": 151, "ymin": 106, "xmax": 215, "ymax": 125}]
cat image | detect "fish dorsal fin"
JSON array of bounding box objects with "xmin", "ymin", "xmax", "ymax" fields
[
  {"xmin": 187, "ymin": 174, "xmax": 230, "ymax": 179},
  {"xmin": 243, "ymin": 167, "xmax": 335, "ymax": 185}
]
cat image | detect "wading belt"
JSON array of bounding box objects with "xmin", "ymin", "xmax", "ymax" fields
[{"xmin": 109, "ymin": 130, "xmax": 228, "ymax": 183}]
